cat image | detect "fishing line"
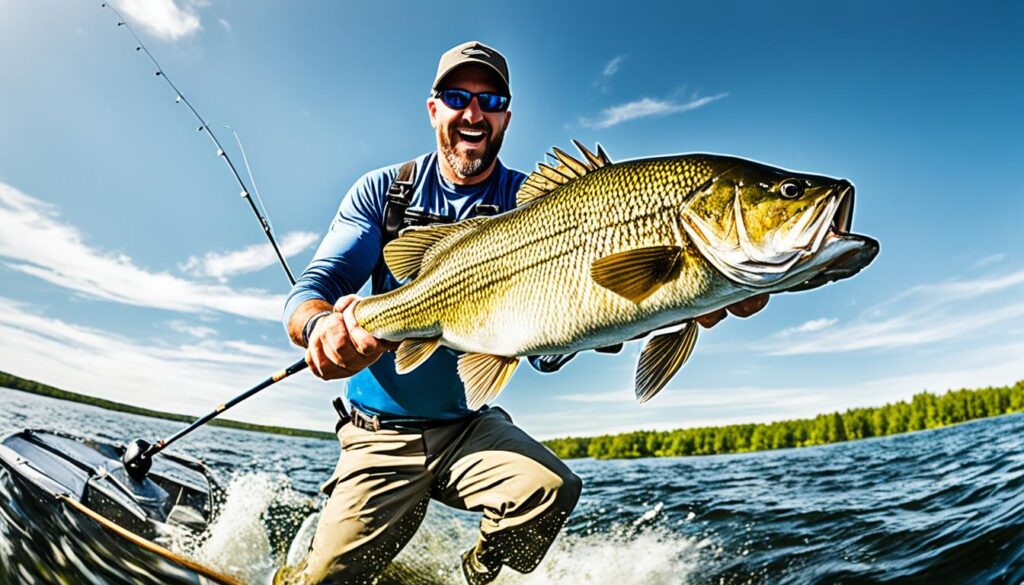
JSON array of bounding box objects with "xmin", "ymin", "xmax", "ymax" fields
[
  {"xmin": 226, "ymin": 126, "xmax": 278, "ymax": 240},
  {"xmin": 99, "ymin": 1, "xmax": 297, "ymax": 286}
]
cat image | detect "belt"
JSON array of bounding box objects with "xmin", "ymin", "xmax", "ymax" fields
[{"xmin": 333, "ymin": 397, "xmax": 477, "ymax": 433}]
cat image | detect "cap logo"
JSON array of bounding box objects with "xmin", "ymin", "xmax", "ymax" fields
[{"xmin": 461, "ymin": 47, "xmax": 492, "ymax": 58}]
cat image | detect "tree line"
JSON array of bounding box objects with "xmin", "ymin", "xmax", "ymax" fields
[
  {"xmin": 542, "ymin": 380, "xmax": 1024, "ymax": 460},
  {"xmin": 0, "ymin": 370, "xmax": 334, "ymax": 440}
]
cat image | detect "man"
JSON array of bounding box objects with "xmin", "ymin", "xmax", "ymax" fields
[{"xmin": 284, "ymin": 41, "xmax": 768, "ymax": 584}]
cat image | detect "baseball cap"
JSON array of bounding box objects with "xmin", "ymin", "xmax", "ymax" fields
[{"xmin": 432, "ymin": 41, "xmax": 510, "ymax": 96}]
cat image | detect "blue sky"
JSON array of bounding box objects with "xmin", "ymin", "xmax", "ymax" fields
[{"xmin": 0, "ymin": 0, "xmax": 1021, "ymax": 439}]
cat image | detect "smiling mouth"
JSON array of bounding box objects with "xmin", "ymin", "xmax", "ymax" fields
[{"xmin": 456, "ymin": 128, "xmax": 487, "ymax": 145}]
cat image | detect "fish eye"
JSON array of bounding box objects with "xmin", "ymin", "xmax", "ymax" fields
[{"xmin": 779, "ymin": 180, "xmax": 804, "ymax": 199}]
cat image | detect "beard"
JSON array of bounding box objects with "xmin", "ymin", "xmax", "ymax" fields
[{"xmin": 438, "ymin": 120, "xmax": 505, "ymax": 179}]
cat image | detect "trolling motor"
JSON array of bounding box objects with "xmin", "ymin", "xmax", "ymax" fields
[{"xmin": 122, "ymin": 358, "xmax": 308, "ymax": 481}]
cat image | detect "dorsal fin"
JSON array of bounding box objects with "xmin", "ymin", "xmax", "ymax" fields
[
  {"xmin": 382, "ymin": 216, "xmax": 489, "ymax": 280},
  {"xmin": 515, "ymin": 141, "xmax": 613, "ymax": 206}
]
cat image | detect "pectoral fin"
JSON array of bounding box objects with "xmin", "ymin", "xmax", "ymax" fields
[
  {"xmin": 590, "ymin": 246, "xmax": 683, "ymax": 303},
  {"xmin": 634, "ymin": 321, "xmax": 699, "ymax": 403},
  {"xmin": 394, "ymin": 337, "xmax": 441, "ymax": 374},
  {"xmin": 458, "ymin": 353, "xmax": 520, "ymax": 410}
]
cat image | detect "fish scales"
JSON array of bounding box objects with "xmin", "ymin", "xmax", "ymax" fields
[
  {"xmin": 349, "ymin": 144, "xmax": 878, "ymax": 406},
  {"xmin": 355, "ymin": 157, "xmax": 721, "ymax": 355}
]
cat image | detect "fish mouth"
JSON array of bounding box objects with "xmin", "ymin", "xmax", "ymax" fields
[
  {"xmin": 831, "ymin": 181, "xmax": 854, "ymax": 235},
  {"xmin": 680, "ymin": 180, "xmax": 878, "ymax": 291},
  {"xmin": 786, "ymin": 182, "xmax": 879, "ymax": 292}
]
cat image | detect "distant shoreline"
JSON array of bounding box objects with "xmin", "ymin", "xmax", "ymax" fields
[
  {"xmin": 0, "ymin": 370, "xmax": 335, "ymax": 441},
  {"xmin": 4, "ymin": 369, "xmax": 1022, "ymax": 461},
  {"xmin": 545, "ymin": 380, "xmax": 1024, "ymax": 460}
]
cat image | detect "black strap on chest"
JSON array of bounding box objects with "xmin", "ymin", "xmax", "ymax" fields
[
  {"xmin": 382, "ymin": 160, "xmax": 417, "ymax": 244},
  {"xmin": 381, "ymin": 160, "xmax": 503, "ymax": 244}
]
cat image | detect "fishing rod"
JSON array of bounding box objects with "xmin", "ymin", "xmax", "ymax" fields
[
  {"xmin": 99, "ymin": 1, "xmax": 296, "ymax": 285},
  {"xmin": 98, "ymin": 4, "xmax": 316, "ymax": 478},
  {"xmin": 123, "ymin": 359, "xmax": 308, "ymax": 480}
]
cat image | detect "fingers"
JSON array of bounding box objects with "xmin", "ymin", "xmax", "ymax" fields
[
  {"xmin": 306, "ymin": 318, "xmax": 349, "ymax": 380},
  {"xmin": 726, "ymin": 294, "xmax": 770, "ymax": 318},
  {"xmin": 305, "ymin": 331, "xmax": 332, "ymax": 379},
  {"xmin": 341, "ymin": 302, "xmax": 379, "ymax": 357},
  {"xmin": 305, "ymin": 295, "xmax": 392, "ymax": 380},
  {"xmin": 696, "ymin": 294, "xmax": 770, "ymax": 330},
  {"xmin": 334, "ymin": 294, "xmax": 359, "ymax": 313},
  {"xmin": 695, "ymin": 308, "xmax": 727, "ymax": 329}
]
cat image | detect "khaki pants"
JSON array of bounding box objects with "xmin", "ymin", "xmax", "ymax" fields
[{"xmin": 299, "ymin": 407, "xmax": 583, "ymax": 584}]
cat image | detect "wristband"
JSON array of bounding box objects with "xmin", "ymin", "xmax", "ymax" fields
[{"xmin": 302, "ymin": 310, "xmax": 333, "ymax": 347}]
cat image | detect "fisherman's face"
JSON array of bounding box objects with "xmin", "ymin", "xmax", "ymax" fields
[{"xmin": 428, "ymin": 66, "xmax": 511, "ymax": 182}]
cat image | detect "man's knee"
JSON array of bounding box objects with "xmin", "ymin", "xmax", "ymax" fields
[
  {"xmin": 517, "ymin": 463, "xmax": 582, "ymax": 518},
  {"xmin": 553, "ymin": 468, "xmax": 583, "ymax": 513}
]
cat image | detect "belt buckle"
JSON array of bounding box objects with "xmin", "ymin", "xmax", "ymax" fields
[{"xmin": 354, "ymin": 408, "xmax": 381, "ymax": 432}]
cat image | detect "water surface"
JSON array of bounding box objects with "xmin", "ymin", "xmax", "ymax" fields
[{"xmin": 2, "ymin": 386, "xmax": 1023, "ymax": 584}]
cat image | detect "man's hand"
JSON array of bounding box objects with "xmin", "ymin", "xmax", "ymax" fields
[
  {"xmin": 695, "ymin": 294, "xmax": 770, "ymax": 329},
  {"xmin": 306, "ymin": 295, "xmax": 396, "ymax": 380}
]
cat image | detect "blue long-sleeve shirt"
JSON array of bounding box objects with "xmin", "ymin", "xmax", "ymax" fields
[{"xmin": 284, "ymin": 152, "xmax": 527, "ymax": 420}]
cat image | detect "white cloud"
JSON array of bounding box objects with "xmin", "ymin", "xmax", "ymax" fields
[
  {"xmin": 168, "ymin": 320, "xmax": 217, "ymax": 339},
  {"xmin": 602, "ymin": 55, "xmax": 626, "ymax": 78},
  {"xmin": 780, "ymin": 318, "xmax": 837, "ymax": 336},
  {"xmin": 764, "ymin": 269, "xmax": 1024, "ymax": 356},
  {"xmin": 180, "ymin": 231, "xmax": 319, "ymax": 282},
  {"xmin": 974, "ymin": 253, "xmax": 1006, "ymax": 268},
  {"xmin": 217, "ymin": 17, "xmax": 232, "ymax": 33},
  {"xmin": 594, "ymin": 55, "xmax": 627, "ymax": 93},
  {"xmin": 903, "ymin": 270, "xmax": 1024, "ymax": 303},
  {"xmin": 580, "ymin": 93, "xmax": 728, "ymax": 130},
  {"xmin": 527, "ymin": 342, "xmax": 1024, "ymax": 439},
  {"xmin": 114, "ymin": 0, "xmax": 202, "ymax": 42},
  {"xmin": 0, "ymin": 297, "xmax": 335, "ymax": 430},
  {"xmin": 770, "ymin": 301, "xmax": 1024, "ymax": 355},
  {"xmin": 0, "ymin": 183, "xmax": 284, "ymax": 321}
]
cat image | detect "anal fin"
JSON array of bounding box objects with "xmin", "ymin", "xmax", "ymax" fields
[
  {"xmin": 634, "ymin": 321, "xmax": 699, "ymax": 403},
  {"xmin": 458, "ymin": 353, "xmax": 520, "ymax": 410},
  {"xmin": 395, "ymin": 337, "xmax": 441, "ymax": 374}
]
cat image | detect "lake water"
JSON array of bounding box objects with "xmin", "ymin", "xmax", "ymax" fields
[{"xmin": 2, "ymin": 386, "xmax": 1023, "ymax": 584}]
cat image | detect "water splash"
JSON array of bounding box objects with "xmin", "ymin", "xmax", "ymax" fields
[
  {"xmin": 166, "ymin": 473, "xmax": 314, "ymax": 583},
  {"xmin": 522, "ymin": 526, "xmax": 707, "ymax": 585},
  {"xmin": 370, "ymin": 501, "xmax": 708, "ymax": 585}
]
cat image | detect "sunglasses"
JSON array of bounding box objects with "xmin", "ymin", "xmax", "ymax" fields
[{"xmin": 433, "ymin": 88, "xmax": 511, "ymax": 113}]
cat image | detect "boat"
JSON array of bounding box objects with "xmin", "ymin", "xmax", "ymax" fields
[{"xmin": 0, "ymin": 428, "xmax": 242, "ymax": 584}]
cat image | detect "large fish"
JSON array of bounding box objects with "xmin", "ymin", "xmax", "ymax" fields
[{"xmin": 353, "ymin": 142, "xmax": 879, "ymax": 408}]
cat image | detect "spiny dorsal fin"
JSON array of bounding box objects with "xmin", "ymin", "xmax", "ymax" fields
[
  {"xmin": 382, "ymin": 217, "xmax": 490, "ymax": 280},
  {"xmin": 395, "ymin": 337, "xmax": 442, "ymax": 374},
  {"xmin": 458, "ymin": 353, "xmax": 520, "ymax": 410},
  {"xmin": 573, "ymin": 139, "xmax": 611, "ymax": 170},
  {"xmin": 590, "ymin": 245, "xmax": 683, "ymax": 303},
  {"xmin": 515, "ymin": 141, "xmax": 613, "ymax": 206},
  {"xmin": 634, "ymin": 321, "xmax": 699, "ymax": 403}
]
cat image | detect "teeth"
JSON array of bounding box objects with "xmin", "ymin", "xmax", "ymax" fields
[{"xmin": 459, "ymin": 130, "xmax": 484, "ymax": 137}]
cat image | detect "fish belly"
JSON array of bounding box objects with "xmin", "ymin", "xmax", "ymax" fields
[{"xmin": 437, "ymin": 240, "xmax": 741, "ymax": 357}]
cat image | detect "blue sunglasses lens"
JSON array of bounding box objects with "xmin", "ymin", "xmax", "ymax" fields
[
  {"xmin": 439, "ymin": 89, "xmax": 509, "ymax": 112},
  {"xmin": 441, "ymin": 89, "xmax": 471, "ymax": 109},
  {"xmin": 478, "ymin": 93, "xmax": 509, "ymax": 112}
]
